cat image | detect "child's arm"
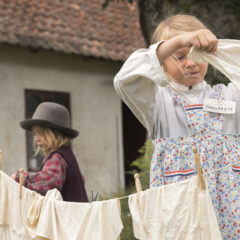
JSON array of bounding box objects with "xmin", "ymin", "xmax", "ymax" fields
[
  {"xmin": 114, "ymin": 30, "xmax": 217, "ymax": 137},
  {"xmin": 114, "ymin": 42, "xmax": 166, "ymax": 136},
  {"xmin": 157, "ymin": 29, "xmax": 218, "ymax": 64},
  {"xmin": 15, "ymin": 153, "xmax": 67, "ymax": 195}
]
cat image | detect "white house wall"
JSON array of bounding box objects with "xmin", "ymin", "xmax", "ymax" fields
[{"xmin": 0, "ymin": 44, "xmax": 125, "ymax": 198}]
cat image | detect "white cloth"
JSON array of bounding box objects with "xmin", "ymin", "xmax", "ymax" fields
[
  {"xmin": 26, "ymin": 189, "xmax": 62, "ymax": 239},
  {"xmin": 0, "ymin": 170, "xmax": 123, "ymax": 240},
  {"xmin": 0, "ymin": 226, "xmax": 26, "ymax": 240},
  {"xmin": 0, "ymin": 170, "xmax": 37, "ymax": 240},
  {"xmin": 0, "ymin": 170, "xmax": 58, "ymax": 240},
  {"xmin": 29, "ymin": 197, "xmax": 123, "ymax": 240},
  {"xmin": 188, "ymin": 39, "xmax": 240, "ymax": 90},
  {"xmin": 128, "ymin": 176, "xmax": 222, "ymax": 240},
  {"xmin": 114, "ymin": 40, "xmax": 240, "ymax": 138}
]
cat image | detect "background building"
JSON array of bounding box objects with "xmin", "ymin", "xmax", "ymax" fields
[{"xmin": 0, "ymin": 0, "xmax": 146, "ymax": 198}]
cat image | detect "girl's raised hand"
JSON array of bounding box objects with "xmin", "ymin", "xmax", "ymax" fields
[
  {"xmin": 178, "ymin": 29, "xmax": 218, "ymax": 54},
  {"xmin": 157, "ymin": 29, "xmax": 218, "ymax": 64}
]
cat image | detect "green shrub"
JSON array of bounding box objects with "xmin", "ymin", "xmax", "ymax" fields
[
  {"xmin": 130, "ymin": 138, "xmax": 154, "ymax": 190},
  {"xmin": 120, "ymin": 138, "xmax": 153, "ymax": 239},
  {"xmin": 205, "ymin": 65, "xmax": 230, "ymax": 86}
]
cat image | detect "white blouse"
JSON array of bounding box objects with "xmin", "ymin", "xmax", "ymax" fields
[{"xmin": 114, "ymin": 40, "xmax": 240, "ymax": 139}]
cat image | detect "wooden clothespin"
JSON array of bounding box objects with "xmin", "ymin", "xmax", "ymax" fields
[
  {"xmin": 19, "ymin": 168, "xmax": 24, "ymax": 199},
  {"xmin": 134, "ymin": 173, "xmax": 142, "ymax": 208},
  {"xmin": 0, "ymin": 149, "xmax": 2, "ymax": 170},
  {"xmin": 193, "ymin": 147, "xmax": 205, "ymax": 190}
]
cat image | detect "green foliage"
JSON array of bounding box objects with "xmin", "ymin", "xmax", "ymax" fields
[
  {"xmin": 119, "ymin": 139, "xmax": 153, "ymax": 239},
  {"xmin": 119, "ymin": 193, "xmax": 138, "ymax": 239},
  {"xmin": 101, "ymin": 139, "xmax": 154, "ymax": 239},
  {"xmin": 119, "ymin": 139, "xmax": 153, "ymax": 238},
  {"xmin": 130, "ymin": 138, "xmax": 154, "ymax": 190},
  {"xmin": 216, "ymin": 0, "xmax": 240, "ymax": 20},
  {"xmin": 100, "ymin": 188, "xmax": 137, "ymax": 239},
  {"xmin": 182, "ymin": 0, "xmax": 240, "ymax": 20},
  {"xmin": 205, "ymin": 66, "xmax": 230, "ymax": 86}
]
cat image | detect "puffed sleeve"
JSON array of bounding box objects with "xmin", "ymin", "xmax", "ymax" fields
[{"xmin": 113, "ymin": 42, "xmax": 168, "ymax": 136}]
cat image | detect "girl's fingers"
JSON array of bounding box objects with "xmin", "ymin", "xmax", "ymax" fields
[
  {"xmin": 198, "ymin": 33, "xmax": 209, "ymax": 50},
  {"xmin": 191, "ymin": 35, "xmax": 201, "ymax": 49},
  {"xmin": 197, "ymin": 30, "xmax": 218, "ymax": 53},
  {"xmin": 205, "ymin": 40, "xmax": 217, "ymax": 53},
  {"xmin": 209, "ymin": 35, "xmax": 218, "ymax": 53},
  {"xmin": 207, "ymin": 42, "xmax": 218, "ymax": 53},
  {"xmin": 179, "ymin": 29, "xmax": 218, "ymax": 53}
]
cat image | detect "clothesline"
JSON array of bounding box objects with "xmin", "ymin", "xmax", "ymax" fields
[
  {"xmin": 0, "ymin": 171, "xmax": 124, "ymax": 240},
  {"xmin": 114, "ymin": 159, "xmax": 240, "ymax": 201},
  {"xmin": 0, "ymin": 151, "xmax": 238, "ymax": 203},
  {"xmin": 0, "ymin": 168, "xmax": 224, "ymax": 240},
  {"xmin": 0, "ymin": 152, "xmax": 238, "ymax": 239}
]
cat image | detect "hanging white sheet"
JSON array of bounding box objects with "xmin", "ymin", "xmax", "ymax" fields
[
  {"xmin": 128, "ymin": 176, "xmax": 222, "ymax": 240},
  {"xmin": 0, "ymin": 170, "xmax": 123, "ymax": 240}
]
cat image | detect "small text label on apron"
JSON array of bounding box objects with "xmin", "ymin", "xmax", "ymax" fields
[{"xmin": 203, "ymin": 99, "xmax": 236, "ymax": 114}]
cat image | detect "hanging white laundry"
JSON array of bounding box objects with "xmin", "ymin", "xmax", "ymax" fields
[
  {"xmin": 26, "ymin": 188, "xmax": 62, "ymax": 239},
  {"xmin": 0, "ymin": 170, "xmax": 44, "ymax": 240},
  {"xmin": 188, "ymin": 39, "xmax": 240, "ymax": 90},
  {"xmin": 0, "ymin": 226, "xmax": 26, "ymax": 240},
  {"xmin": 0, "ymin": 170, "xmax": 123, "ymax": 240},
  {"xmin": 28, "ymin": 195, "xmax": 123, "ymax": 240},
  {"xmin": 128, "ymin": 176, "xmax": 222, "ymax": 240}
]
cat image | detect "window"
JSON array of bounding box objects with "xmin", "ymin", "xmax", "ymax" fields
[{"xmin": 25, "ymin": 89, "xmax": 70, "ymax": 171}]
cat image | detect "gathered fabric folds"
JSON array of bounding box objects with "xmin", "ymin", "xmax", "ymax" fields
[
  {"xmin": 189, "ymin": 39, "xmax": 240, "ymax": 90},
  {"xmin": 28, "ymin": 195, "xmax": 123, "ymax": 240},
  {"xmin": 0, "ymin": 170, "xmax": 42, "ymax": 240},
  {"xmin": 0, "ymin": 170, "xmax": 123, "ymax": 240},
  {"xmin": 128, "ymin": 176, "xmax": 222, "ymax": 240}
]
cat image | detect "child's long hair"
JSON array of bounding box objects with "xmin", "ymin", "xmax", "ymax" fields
[
  {"xmin": 151, "ymin": 14, "xmax": 207, "ymax": 44},
  {"xmin": 32, "ymin": 126, "xmax": 70, "ymax": 156}
]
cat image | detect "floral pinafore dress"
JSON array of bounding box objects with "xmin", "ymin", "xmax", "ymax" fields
[{"xmin": 150, "ymin": 85, "xmax": 240, "ymax": 239}]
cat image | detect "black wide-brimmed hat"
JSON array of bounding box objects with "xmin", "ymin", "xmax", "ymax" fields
[{"xmin": 20, "ymin": 102, "xmax": 79, "ymax": 138}]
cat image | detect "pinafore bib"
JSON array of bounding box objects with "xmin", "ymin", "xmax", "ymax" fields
[{"xmin": 150, "ymin": 85, "xmax": 240, "ymax": 239}]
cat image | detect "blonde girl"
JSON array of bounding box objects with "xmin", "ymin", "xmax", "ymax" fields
[{"xmin": 114, "ymin": 14, "xmax": 240, "ymax": 238}]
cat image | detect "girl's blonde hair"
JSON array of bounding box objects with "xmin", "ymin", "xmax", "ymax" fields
[
  {"xmin": 32, "ymin": 126, "xmax": 70, "ymax": 156},
  {"xmin": 151, "ymin": 14, "xmax": 207, "ymax": 44},
  {"xmin": 151, "ymin": 14, "xmax": 209, "ymax": 82}
]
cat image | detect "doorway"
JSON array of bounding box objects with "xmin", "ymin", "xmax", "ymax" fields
[{"xmin": 122, "ymin": 102, "xmax": 146, "ymax": 186}]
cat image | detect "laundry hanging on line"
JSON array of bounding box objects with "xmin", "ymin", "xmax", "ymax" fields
[
  {"xmin": 0, "ymin": 161, "xmax": 239, "ymax": 240},
  {"xmin": 0, "ymin": 170, "xmax": 123, "ymax": 240}
]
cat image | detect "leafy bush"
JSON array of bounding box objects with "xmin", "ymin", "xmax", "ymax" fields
[
  {"xmin": 118, "ymin": 139, "xmax": 154, "ymax": 239},
  {"xmin": 205, "ymin": 65, "xmax": 230, "ymax": 86},
  {"xmin": 130, "ymin": 138, "xmax": 154, "ymax": 190}
]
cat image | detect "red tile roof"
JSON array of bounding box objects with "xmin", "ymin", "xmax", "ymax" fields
[{"xmin": 0, "ymin": 0, "xmax": 146, "ymax": 61}]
